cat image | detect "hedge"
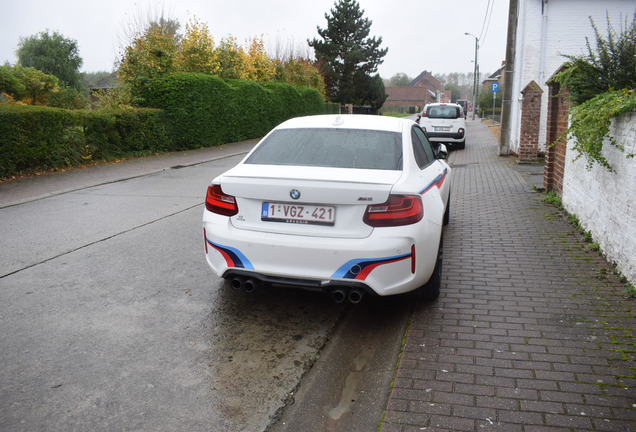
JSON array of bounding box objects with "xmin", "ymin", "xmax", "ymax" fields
[
  {"xmin": 0, "ymin": 105, "xmax": 168, "ymax": 178},
  {"xmin": 138, "ymin": 73, "xmax": 325, "ymax": 149},
  {"xmin": 0, "ymin": 74, "xmax": 325, "ymax": 178}
]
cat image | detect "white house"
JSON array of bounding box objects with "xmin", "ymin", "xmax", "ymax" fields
[{"xmin": 506, "ymin": 0, "xmax": 635, "ymax": 155}]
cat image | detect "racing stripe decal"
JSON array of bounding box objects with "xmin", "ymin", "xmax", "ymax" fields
[
  {"xmin": 206, "ymin": 239, "xmax": 254, "ymax": 270},
  {"xmin": 332, "ymin": 251, "xmax": 413, "ymax": 280},
  {"xmin": 419, "ymin": 167, "xmax": 448, "ymax": 195}
]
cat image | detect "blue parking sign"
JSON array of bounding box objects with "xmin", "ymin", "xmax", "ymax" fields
[{"xmin": 492, "ymin": 82, "xmax": 499, "ymax": 93}]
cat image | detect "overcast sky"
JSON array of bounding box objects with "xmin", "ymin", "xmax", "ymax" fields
[{"xmin": 1, "ymin": 0, "xmax": 510, "ymax": 79}]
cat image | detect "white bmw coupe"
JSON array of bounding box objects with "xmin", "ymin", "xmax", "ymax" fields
[{"xmin": 203, "ymin": 114, "xmax": 451, "ymax": 303}]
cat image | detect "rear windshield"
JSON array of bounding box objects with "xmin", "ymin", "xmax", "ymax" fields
[
  {"xmin": 245, "ymin": 128, "xmax": 403, "ymax": 170},
  {"xmin": 426, "ymin": 105, "xmax": 460, "ymax": 119}
]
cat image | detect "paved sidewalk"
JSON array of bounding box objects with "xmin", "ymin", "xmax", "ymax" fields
[{"xmin": 381, "ymin": 120, "xmax": 636, "ymax": 431}]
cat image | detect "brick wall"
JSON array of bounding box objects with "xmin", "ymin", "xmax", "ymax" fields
[
  {"xmin": 561, "ymin": 111, "xmax": 636, "ymax": 285},
  {"xmin": 544, "ymin": 83, "xmax": 570, "ymax": 195},
  {"xmin": 518, "ymin": 81, "xmax": 542, "ymax": 161}
]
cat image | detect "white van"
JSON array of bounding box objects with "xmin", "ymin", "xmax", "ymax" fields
[{"xmin": 417, "ymin": 103, "xmax": 466, "ymax": 150}]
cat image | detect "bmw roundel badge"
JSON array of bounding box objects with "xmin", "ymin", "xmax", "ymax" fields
[{"xmin": 290, "ymin": 189, "xmax": 301, "ymax": 200}]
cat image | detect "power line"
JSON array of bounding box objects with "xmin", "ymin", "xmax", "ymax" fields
[{"xmin": 479, "ymin": 0, "xmax": 495, "ymax": 47}]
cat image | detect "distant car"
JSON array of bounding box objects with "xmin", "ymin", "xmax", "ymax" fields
[
  {"xmin": 417, "ymin": 103, "xmax": 466, "ymax": 150},
  {"xmin": 203, "ymin": 114, "xmax": 451, "ymax": 303}
]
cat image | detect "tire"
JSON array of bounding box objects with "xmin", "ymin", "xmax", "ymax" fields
[
  {"xmin": 457, "ymin": 140, "xmax": 466, "ymax": 150},
  {"xmin": 414, "ymin": 233, "xmax": 443, "ymax": 300}
]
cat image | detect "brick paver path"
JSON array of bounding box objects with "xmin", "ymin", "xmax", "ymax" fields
[{"xmin": 381, "ymin": 120, "xmax": 636, "ymax": 431}]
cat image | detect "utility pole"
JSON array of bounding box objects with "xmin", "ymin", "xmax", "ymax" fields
[
  {"xmin": 465, "ymin": 33, "xmax": 479, "ymax": 121},
  {"xmin": 499, "ymin": 0, "xmax": 519, "ymax": 156}
]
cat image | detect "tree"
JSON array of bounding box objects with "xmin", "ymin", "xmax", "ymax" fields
[
  {"xmin": 274, "ymin": 58, "xmax": 326, "ymax": 97},
  {"xmin": 308, "ymin": 0, "xmax": 388, "ymax": 103},
  {"xmin": 0, "ymin": 65, "xmax": 59, "ymax": 104},
  {"xmin": 0, "ymin": 65, "xmax": 25, "ymax": 98},
  {"xmin": 116, "ymin": 13, "xmax": 325, "ymax": 100},
  {"xmin": 214, "ymin": 36, "xmax": 248, "ymax": 80},
  {"xmin": 444, "ymin": 83, "xmax": 461, "ymax": 102},
  {"xmin": 117, "ymin": 18, "xmax": 181, "ymax": 94},
  {"xmin": 178, "ymin": 16, "xmax": 218, "ymax": 74},
  {"xmin": 244, "ymin": 36, "xmax": 275, "ymax": 84},
  {"xmin": 386, "ymin": 72, "xmax": 412, "ymax": 87},
  {"xmin": 366, "ymin": 74, "xmax": 388, "ymax": 110},
  {"xmin": 16, "ymin": 30, "xmax": 83, "ymax": 90},
  {"xmin": 477, "ymin": 83, "xmax": 503, "ymax": 117}
]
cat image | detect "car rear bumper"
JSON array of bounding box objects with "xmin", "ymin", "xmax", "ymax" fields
[
  {"xmin": 202, "ymin": 213, "xmax": 440, "ymax": 296},
  {"xmin": 425, "ymin": 131, "xmax": 465, "ymax": 142}
]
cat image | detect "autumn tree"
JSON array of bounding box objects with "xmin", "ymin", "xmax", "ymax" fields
[
  {"xmin": 16, "ymin": 30, "xmax": 83, "ymax": 90},
  {"xmin": 270, "ymin": 35, "xmax": 326, "ymax": 96},
  {"xmin": 0, "ymin": 65, "xmax": 24, "ymax": 99},
  {"xmin": 244, "ymin": 36, "xmax": 275, "ymax": 84},
  {"xmin": 214, "ymin": 36, "xmax": 248, "ymax": 80},
  {"xmin": 309, "ymin": 0, "xmax": 387, "ymax": 104},
  {"xmin": 117, "ymin": 18, "xmax": 181, "ymax": 94},
  {"xmin": 117, "ymin": 14, "xmax": 325, "ymax": 98},
  {"xmin": 274, "ymin": 58, "xmax": 326, "ymax": 97},
  {"xmin": 0, "ymin": 65, "xmax": 59, "ymax": 104},
  {"xmin": 178, "ymin": 16, "xmax": 218, "ymax": 74}
]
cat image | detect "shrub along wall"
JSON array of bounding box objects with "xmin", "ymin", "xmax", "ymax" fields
[
  {"xmin": 0, "ymin": 74, "xmax": 325, "ymax": 178},
  {"xmin": 138, "ymin": 73, "xmax": 324, "ymax": 149}
]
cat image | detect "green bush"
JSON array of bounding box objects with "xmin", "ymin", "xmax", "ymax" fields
[
  {"xmin": 83, "ymin": 108, "xmax": 170, "ymax": 159},
  {"xmin": 1, "ymin": 74, "xmax": 325, "ymax": 177},
  {"xmin": 0, "ymin": 105, "xmax": 169, "ymax": 178},
  {"xmin": 325, "ymin": 102, "xmax": 340, "ymax": 114},
  {"xmin": 551, "ymin": 13, "xmax": 636, "ymax": 170},
  {"xmin": 0, "ymin": 105, "xmax": 81, "ymax": 177},
  {"xmin": 554, "ymin": 13, "xmax": 636, "ymax": 106},
  {"xmin": 138, "ymin": 73, "xmax": 325, "ymax": 150}
]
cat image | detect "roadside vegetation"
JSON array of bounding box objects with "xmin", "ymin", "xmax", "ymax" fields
[
  {"xmin": 551, "ymin": 12, "xmax": 636, "ymax": 171},
  {"xmin": 1, "ymin": 0, "xmax": 396, "ymax": 179},
  {"xmin": 0, "ymin": 13, "xmax": 326, "ymax": 179}
]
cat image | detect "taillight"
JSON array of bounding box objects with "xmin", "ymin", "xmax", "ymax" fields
[
  {"xmin": 459, "ymin": 128, "xmax": 465, "ymax": 134},
  {"xmin": 363, "ymin": 194, "xmax": 423, "ymax": 227},
  {"xmin": 205, "ymin": 184, "xmax": 238, "ymax": 216}
]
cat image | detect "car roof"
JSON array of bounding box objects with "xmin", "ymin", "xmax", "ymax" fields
[
  {"xmin": 276, "ymin": 114, "xmax": 411, "ymax": 133},
  {"xmin": 425, "ymin": 103, "xmax": 461, "ymax": 107}
]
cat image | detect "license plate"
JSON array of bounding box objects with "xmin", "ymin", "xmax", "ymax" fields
[
  {"xmin": 262, "ymin": 202, "xmax": 335, "ymax": 225},
  {"xmin": 434, "ymin": 126, "xmax": 450, "ymax": 131}
]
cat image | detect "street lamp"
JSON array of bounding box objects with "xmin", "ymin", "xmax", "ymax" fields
[{"xmin": 465, "ymin": 32, "xmax": 479, "ymax": 120}]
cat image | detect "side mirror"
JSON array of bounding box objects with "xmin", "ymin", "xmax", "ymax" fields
[
  {"xmin": 436, "ymin": 144, "xmax": 448, "ymax": 160},
  {"xmin": 416, "ymin": 114, "xmax": 421, "ymax": 123}
]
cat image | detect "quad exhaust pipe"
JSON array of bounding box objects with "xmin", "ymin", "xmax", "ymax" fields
[
  {"xmin": 331, "ymin": 288, "xmax": 364, "ymax": 304},
  {"xmin": 229, "ymin": 276, "xmax": 261, "ymax": 293},
  {"xmin": 230, "ymin": 276, "xmax": 364, "ymax": 303},
  {"xmin": 348, "ymin": 289, "xmax": 364, "ymax": 304}
]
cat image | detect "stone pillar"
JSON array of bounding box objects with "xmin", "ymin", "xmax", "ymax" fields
[
  {"xmin": 545, "ymin": 80, "xmax": 570, "ymax": 195},
  {"xmin": 518, "ymin": 81, "xmax": 543, "ymax": 161}
]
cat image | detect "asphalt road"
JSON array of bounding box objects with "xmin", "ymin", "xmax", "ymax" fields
[{"xmin": 0, "ymin": 144, "xmax": 411, "ymax": 431}]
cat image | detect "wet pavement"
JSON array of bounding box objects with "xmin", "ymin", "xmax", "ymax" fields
[
  {"xmin": 0, "ymin": 142, "xmax": 343, "ymax": 432},
  {"xmin": 2, "ymin": 119, "xmax": 634, "ymax": 432},
  {"xmin": 379, "ymin": 119, "xmax": 636, "ymax": 431}
]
